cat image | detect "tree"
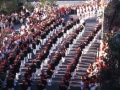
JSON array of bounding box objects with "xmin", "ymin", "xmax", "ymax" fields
[
  {"xmin": 100, "ymin": 32, "xmax": 120, "ymax": 90},
  {"xmin": 39, "ymin": 0, "xmax": 57, "ymax": 7},
  {"xmin": 104, "ymin": 0, "xmax": 120, "ymax": 33},
  {"xmin": 0, "ymin": 0, "xmax": 19, "ymax": 14}
]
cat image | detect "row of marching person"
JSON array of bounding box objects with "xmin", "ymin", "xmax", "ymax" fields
[
  {"xmin": 3, "ymin": 15, "xmax": 66, "ymax": 90},
  {"xmin": 21, "ymin": 17, "xmax": 85, "ymax": 90},
  {"xmin": 76, "ymin": 3, "xmax": 101, "ymax": 19},
  {"xmin": 79, "ymin": 24, "xmax": 108, "ymax": 90},
  {"xmin": 36, "ymin": 19, "xmax": 84, "ymax": 90},
  {"xmin": 3, "ymin": 15, "xmax": 83, "ymax": 89},
  {"xmin": 79, "ymin": 23, "xmax": 102, "ymax": 90},
  {"xmin": 19, "ymin": 18, "xmax": 85, "ymax": 90},
  {"xmin": 0, "ymin": 3, "xmax": 88, "ymax": 90},
  {"xmin": 59, "ymin": 22, "xmax": 102, "ymax": 90},
  {"xmin": 1, "ymin": 5, "xmax": 69, "ymax": 89}
]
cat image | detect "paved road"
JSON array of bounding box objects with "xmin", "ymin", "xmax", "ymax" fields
[
  {"xmin": 45, "ymin": 17, "xmax": 99, "ymax": 90},
  {"xmin": 12, "ymin": 15, "xmax": 99, "ymax": 90},
  {"xmin": 10, "ymin": 1, "xmax": 100, "ymax": 90}
]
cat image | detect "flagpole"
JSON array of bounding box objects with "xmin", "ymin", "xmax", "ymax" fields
[{"xmin": 101, "ymin": 6, "xmax": 104, "ymax": 40}]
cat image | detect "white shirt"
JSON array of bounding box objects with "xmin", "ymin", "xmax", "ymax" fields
[
  {"xmin": 90, "ymin": 85, "xmax": 96, "ymax": 90},
  {"xmin": 80, "ymin": 19, "xmax": 85, "ymax": 25},
  {"xmin": 20, "ymin": 31, "xmax": 24, "ymax": 35},
  {"xmin": 21, "ymin": 25, "xmax": 25, "ymax": 30}
]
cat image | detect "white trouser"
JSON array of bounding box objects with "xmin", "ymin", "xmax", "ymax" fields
[
  {"xmin": 43, "ymin": 39, "xmax": 46, "ymax": 45},
  {"xmin": 14, "ymin": 78, "xmax": 17, "ymax": 85},
  {"xmin": 36, "ymin": 45, "xmax": 39, "ymax": 50},
  {"xmin": 15, "ymin": 73, "xmax": 19, "ymax": 80},
  {"xmin": 32, "ymin": 73, "xmax": 36, "ymax": 79},
  {"xmin": 41, "ymin": 62, "xmax": 44, "ymax": 70},
  {"xmin": 44, "ymin": 58, "xmax": 48, "ymax": 66},
  {"xmin": 19, "ymin": 68, "xmax": 21, "ymax": 75},
  {"xmin": 55, "ymin": 66, "xmax": 59, "ymax": 74},
  {"xmin": 71, "ymin": 70, "xmax": 76, "ymax": 79},
  {"xmin": 33, "ymin": 49, "xmax": 36, "ymax": 55},
  {"xmin": 21, "ymin": 60, "xmax": 24, "ymax": 66},
  {"xmin": 10, "ymin": 65, "xmax": 12, "ymax": 69},
  {"xmin": 67, "ymin": 84, "xmax": 70, "ymax": 90},
  {"xmin": 8, "ymin": 88, "xmax": 14, "ymax": 90},
  {"xmin": 47, "ymin": 78, "xmax": 52, "ymax": 86},
  {"xmin": 36, "ymin": 68, "xmax": 41, "ymax": 75},
  {"xmin": 52, "ymin": 72, "xmax": 55, "ymax": 78},
  {"xmin": 27, "ymin": 87, "xmax": 31, "ymax": 90},
  {"xmin": 59, "ymin": 60, "xmax": 63, "ymax": 66},
  {"xmin": 27, "ymin": 53, "xmax": 31, "ymax": 59},
  {"xmin": 30, "ymin": 44, "xmax": 32, "ymax": 49},
  {"xmin": 24, "ymin": 56, "xmax": 28, "ymax": 62},
  {"xmin": 62, "ymin": 57, "xmax": 65, "ymax": 63}
]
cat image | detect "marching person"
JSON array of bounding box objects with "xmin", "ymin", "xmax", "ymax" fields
[
  {"xmin": 46, "ymin": 65, "xmax": 53, "ymax": 86},
  {"xmin": 23, "ymin": 47, "xmax": 28, "ymax": 63},
  {"xmin": 30, "ymin": 60, "xmax": 36, "ymax": 79},
  {"xmin": 36, "ymin": 57, "xmax": 42, "ymax": 76},
  {"xmin": 41, "ymin": 76, "xmax": 47, "ymax": 88},
  {"xmin": 26, "ymin": 75, "xmax": 33, "ymax": 90},
  {"xmin": 62, "ymin": 77, "xmax": 69, "ymax": 88},
  {"xmin": 19, "ymin": 50, "xmax": 25, "ymax": 66},
  {"xmin": 32, "ymin": 40, "xmax": 36, "ymax": 55},
  {"xmin": 40, "ymin": 70, "xmax": 47, "ymax": 79},
  {"xmin": 14, "ymin": 61, "xmax": 20, "ymax": 81},
  {"xmin": 59, "ymin": 82, "xmax": 67, "ymax": 90},
  {"xmin": 6, "ymin": 76, "xmax": 14, "ymax": 90},
  {"xmin": 37, "ymin": 80, "xmax": 46, "ymax": 90},
  {"xmin": 27, "ymin": 44, "xmax": 32, "ymax": 59},
  {"xmin": 21, "ymin": 80, "xmax": 28, "ymax": 90},
  {"xmin": 36, "ymin": 36, "xmax": 41, "ymax": 50}
]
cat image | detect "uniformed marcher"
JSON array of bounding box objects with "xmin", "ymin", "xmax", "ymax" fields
[
  {"xmin": 21, "ymin": 80, "xmax": 28, "ymax": 90},
  {"xmin": 14, "ymin": 61, "xmax": 20, "ymax": 81},
  {"xmin": 19, "ymin": 50, "xmax": 25, "ymax": 66},
  {"xmin": 30, "ymin": 61, "xmax": 36, "ymax": 79},
  {"xmin": 6, "ymin": 76, "xmax": 14, "ymax": 90},
  {"xmin": 46, "ymin": 65, "xmax": 53, "ymax": 86},
  {"xmin": 32, "ymin": 40, "xmax": 36, "ymax": 55},
  {"xmin": 40, "ymin": 70, "xmax": 47, "ymax": 79},
  {"xmin": 36, "ymin": 57, "xmax": 42, "ymax": 76},
  {"xmin": 37, "ymin": 80, "xmax": 46, "ymax": 90},
  {"xmin": 27, "ymin": 44, "xmax": 32, "ymax": 59},
  {"xmin": 63, "ymin": 77, "xmax": 69, "ymax": 87},
  {"xmin": 36, "ymin": 36, "xmax": 41, "ymax": 50},
  {"xmin": 59, "ymin": 82, "xmax": 67, "ymax": 90},
  {"xmin": 41, "ymin": 76, "xmax": 47, "ymax": 88},
  {"xmin": 8, "ymin": 54, "xmax": 14, "ymax": 67},
  {"xmin": 23, "ymin": 48, "xmax": 28, "ymax": 63},
  {"xmin": 26, "ymin": 75, "xmax": 32, "ymax": 90},
  {"xmin": 24, "ymin": 70, "xmax": 30, "ymax": 81}
]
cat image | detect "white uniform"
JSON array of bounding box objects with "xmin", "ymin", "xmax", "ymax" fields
[
  {"xmin": 80, "ymin": 19, "xmax": 85, "ymax": 25},
  {"xmin": 77, "ymin": 9, "xmax": 80, "ymax": 16}
]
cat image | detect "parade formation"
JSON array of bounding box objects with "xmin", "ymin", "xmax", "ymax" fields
[{"xmin": 0, "ymin": 1, "xmax": 104, "ymax": 90}]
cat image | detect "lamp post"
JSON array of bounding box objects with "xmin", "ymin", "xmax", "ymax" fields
[
  {"xmin": 101, "ymin": 7, "xmax": 104, "ymax": 40},
  {"xmin": 101, "ymin": 0, "xmax": 105, "ymax": 40}
]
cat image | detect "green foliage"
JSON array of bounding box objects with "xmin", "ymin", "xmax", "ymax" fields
[
  {"xmin": 39, "ymin": 0, "xmax": 56, "ymax": 6},
  {"xmin": 0, "ymin": 0, "xmax": 19, "ymax": 14},
  {"xmin": 24, "ymin": 2, "xmax": 34, "ymax": 10},
  {"xmin": 104, "ymin": 0, "xmax": 120, "ymax": 32},
  {"xmin": 100, "ymin": 32, "xmax": 120, "ymax": 90}
]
